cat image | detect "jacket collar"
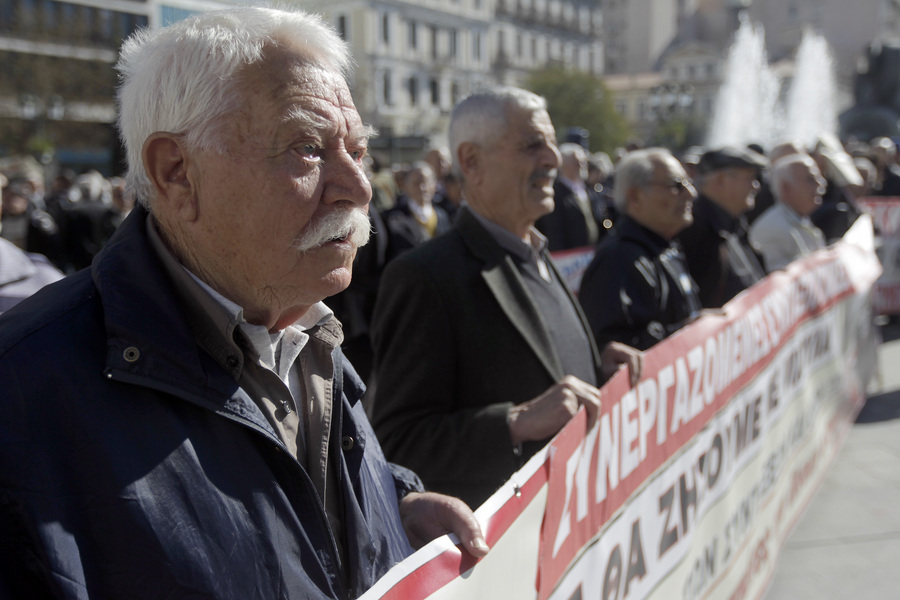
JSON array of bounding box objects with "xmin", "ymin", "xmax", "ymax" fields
[
  {"xmin": 696, "ymin": 193, "xmax": 744, "ymax": 234},
  {"xmin": 614, "ymin": 215, "xmax": 675, "ymax": 253},
  {"xmin": 91, "ymin": 206, "xmax": 273, "ymax": 432}
]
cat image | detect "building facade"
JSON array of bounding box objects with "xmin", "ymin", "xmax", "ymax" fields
[
  {"xmin": 0, "ymin": 0, "xmax": 234, "ymax": 176},
  {"xmin": 315, "ymin": 0, "xmax": 604, "ymax": 162}
]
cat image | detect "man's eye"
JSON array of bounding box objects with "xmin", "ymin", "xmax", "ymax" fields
[
  {"xmin": 296, "ymin": 144, "xmax": 323, "ymax": 160},
  {"xmin": 349, "ymin": 149, "xmax": 367, "ymax": 162}
]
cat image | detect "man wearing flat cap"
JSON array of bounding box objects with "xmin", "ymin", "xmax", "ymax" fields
[{"xmin": 676, "ymin": 146, "xmax": 768, "ymax": 308}]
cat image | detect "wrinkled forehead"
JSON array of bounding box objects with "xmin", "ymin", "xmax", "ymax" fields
[{"xmin": 237, "ymin": 46, "xmax": 359, "ymax": 120}]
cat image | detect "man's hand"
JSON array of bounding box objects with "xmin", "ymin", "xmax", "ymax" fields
[
  {"xmin": 600, "ymin": 341, "xmax": 644, "ymax": 387},
  {"xmin": 507, "ymin": 375, "xmax": 601, "ymax": 445},
  {"xmin": 399, "ymin": 492, "xmax": 490, "ymax": 558}
]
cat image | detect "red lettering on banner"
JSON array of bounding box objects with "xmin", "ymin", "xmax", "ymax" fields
[{"xmin": 859, "ymin": 198, "xmax": 900, "ymax": 235}]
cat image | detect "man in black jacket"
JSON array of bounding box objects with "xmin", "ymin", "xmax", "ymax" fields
[
  {"xmin": 536, "ymin": 142, "xmax": 614, "ymax": 251},
  {"xmin": 676, "ymin": 146, "xmax": 767, "ymax": 308},
  {"xmin": 370, "ymin": 87, "xmax": 642, "ymax": 509},
  {"xmin": 579, "ymin": 148, "xmax": 702, "ymax": 351}
]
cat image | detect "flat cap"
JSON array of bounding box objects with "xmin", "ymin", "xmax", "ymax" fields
[{"xmin": 697, "ymin": 146, "xmax": 767, "ymax": 174}]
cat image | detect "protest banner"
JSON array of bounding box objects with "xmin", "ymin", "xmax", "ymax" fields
[
  {"xmin": 548, "ymin": 245, "xmax": 594, "ymax": 294},
  {"xmin": 858, "ymin": 197, "xmax": 900, "ymax": 314},
  {"xmin": 360, "ymin": 216, "xmax": 881, "ymax": 600}
]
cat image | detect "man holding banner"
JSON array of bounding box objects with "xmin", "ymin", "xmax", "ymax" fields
[{"xmin": 370, "ymin": 87, "xmax": 641, "ymax": 509}]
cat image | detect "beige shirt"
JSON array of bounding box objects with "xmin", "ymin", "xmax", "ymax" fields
[{"xmin": 146, "ymin": 217, "xmax": 346, "ymax": 560}]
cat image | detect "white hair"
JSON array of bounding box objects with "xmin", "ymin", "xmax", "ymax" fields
[
  {"xmin": 558, "ymin": 143, "xmax": 586, "ymax": 161},
  {"xmin": 448, "ymin": 87, "xmax": 547, "ymax": 179},
  {"xmin": 612, "ymin": 147, "xmax": 672, "ymax": 212},
  {"xmin": 116, "ymin": 7, "xmax": 351, "ymax": 207},
  {"xmin": 770, "ymin": 153, "xmax": 816, "ymax": 201}
]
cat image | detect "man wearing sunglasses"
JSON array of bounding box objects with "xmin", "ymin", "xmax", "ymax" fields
[{"xmin": 579, "ymin": 148, "xmax": 702, "ymax": 351}]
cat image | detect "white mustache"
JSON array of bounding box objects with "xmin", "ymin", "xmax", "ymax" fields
[{"xmin": 292, "ymin": 207, "xmax": 371, "ymax": 253}]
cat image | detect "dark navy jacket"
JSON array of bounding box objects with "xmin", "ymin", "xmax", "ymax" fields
[
  {"xmin": 0, "ymin": 207, "xmax": 416, "ymax": 599},
  {"xmin": 579, "ymin": 216, "xmax": 702, "ymax": 351}
]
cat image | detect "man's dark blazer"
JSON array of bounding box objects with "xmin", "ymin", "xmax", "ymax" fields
[
  {"xmin": 536, "ymin": 178, "xmax": 607, "ymax": 252},
  {"xmin": 382, "ymin": 197, "xmax": 452, "ymax": 262},
  {"xmin": 369, "ymin": 207, "xmax": 603, "ymax": 508}
]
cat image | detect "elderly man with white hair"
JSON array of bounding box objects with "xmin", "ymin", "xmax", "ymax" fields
[
  {"xmin": 0, "ymin": 172, "xmax": 63, "ymax": 314},
  {"xmin": 0, "ymin": 8, "xmax": 487, "ymax": 598},
  {"xmin": 579, "ymin": 148, "xmax": 702, "ymax": 351},
  {"xmin": 749, "ymin": 153, "xmax": 828, "ymax": 272},
  {"xmin": 370, "ymin": 87, "xmax": 642, "ymax": 510}
]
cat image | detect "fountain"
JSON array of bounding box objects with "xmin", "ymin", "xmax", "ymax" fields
[
  {"xmin": 706, "ymin": 15, "xmax": 782, "ymax": 150},
  {"xmin": 706, "ymin": 16, "xmax": 841, "ymax": 151},
  {"xmin": 784, "ymin": 29, "xmax": 840, "ymax": 148}
]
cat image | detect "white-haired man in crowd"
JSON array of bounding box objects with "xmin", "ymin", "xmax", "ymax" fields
[
  {"xmin": 749, "ymin": 153, "xmax": 828, "ymax": 271},
  {"xmin": 0, "ymin": 8, "xmax": 486, "ymax": 599},
  {"xmin": 0, "ymin": 172, "xmax": 64, "ymax": 314}
]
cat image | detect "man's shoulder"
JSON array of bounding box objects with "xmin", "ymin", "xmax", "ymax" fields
[
  {"xmin": 0, "ymin": 270, "xmax": 97, "ymax": 357},
  {"xmin": 385, "ymin": 225, "xmax": 469, "ymax": 269},
  {"xmin": 583, "ymin": 232, "xmax": 651, "ymax": 284},
  {"xmin": 593, "ymin": 230, "xmax": 649, "ymax": 262},
  {"xmin": 749, "ymin": 204, "xmax": 785, "ymax": 232}
]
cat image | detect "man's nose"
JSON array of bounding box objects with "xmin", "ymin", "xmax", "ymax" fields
[
  {"xmin": 325, "ymin": 153, "xmax": 372, "ymax": 207},
  {"xmin": 546, "ymin": 144, "xmax": 562, "ymax": 169}
]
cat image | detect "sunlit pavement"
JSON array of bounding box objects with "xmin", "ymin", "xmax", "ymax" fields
[{"xmin": 765, "ymin": 318, "xmax": 900, "ymax": 599}]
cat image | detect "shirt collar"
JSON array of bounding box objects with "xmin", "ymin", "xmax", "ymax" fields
[
  {"xmin": 777, "ymin": 201, "xmax": 810, "ymax": 225},
  {"xmin": 469, "ymin": 208, "xmax": 548, "ymax": 262},
  {"xmin": 146, "ymin": 214, "xmax": 334, "ymax": 381}
]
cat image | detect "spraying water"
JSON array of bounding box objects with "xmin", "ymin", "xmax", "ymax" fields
[
  {"xmin": 784, "ymin": 29, "xmax": 839, "ymax": 148},
  {"xmin": 706, "ymin": 15, "xmax": 783, "ymax": 149},
  {"xmin": 705, "ymin": 17, "xmax": 839, "ymax": 152}
]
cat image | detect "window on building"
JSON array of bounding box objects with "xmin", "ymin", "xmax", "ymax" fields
[
  {"xmin": 449, "ymin": 29, "xmax": 458, "ymax": 59},
  {"xmin": 451, "ymin": 81, "xmax": 460, "ymax": 106},
  {"xmin": 408, "ymin": 19, "xmax": 417, "ymax": 50},
  {"xmin": 430, "ymin": 25, "xmax": 439, "ymax": 60},
  {"xmin": 0, "ymin": 0, "xmax": 14, "ymax": 31},
  {"xmin": 19, "ymin": 0, "xmax": 36, "ymax": 29},
  {"xmin": 381, "ymin": 12, "xmax": 390, "ymax": 44},
  {"xmin": 40, "ymin": 0, "xmax": 56, "ymax": 33},
  {"xmin": 408, "ymin": 76, "xmax": 418, "ymax": 106},
  {"xmin": 383, "ymin": 70, "xmax": 393, "ymax": 105},
  {"xmin": 337, "ymin": 15, "xmax": 347, "ymax": 40},
  {"xmin": 430, "ymin": 78, "xmax": 440, "ymax": 106},
  {"xmin": 516, "ymin": 33, "xmax": 523, "ymax": 59},
  {"xmin": 473, "ymin": 32, "xmax": 481, "ymax": 62},
  {"xmin": 99, "ymin": 8, "xmax": 113, "ymax": 41}
]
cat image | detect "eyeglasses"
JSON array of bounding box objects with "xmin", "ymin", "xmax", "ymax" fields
[{"xmin": 646, "ymin": 177, "xmax": 695, "ymax": 195}]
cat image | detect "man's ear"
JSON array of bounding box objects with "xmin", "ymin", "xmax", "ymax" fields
[
  {"xmin": 143, "ymin": 132, "xmax": 199, "ymax": 222},
  {"xmin": 625, "ymin": 185, "xmax": 642, "ymax": 216},
  {"xmin": 456, "ymin": 142, "xmax": 481, "ymax": 185}
]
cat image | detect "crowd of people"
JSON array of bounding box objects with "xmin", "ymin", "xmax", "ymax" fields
[{"xmin": 0, "ymin": 5, "xmax": 897, "ymax": 597}]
